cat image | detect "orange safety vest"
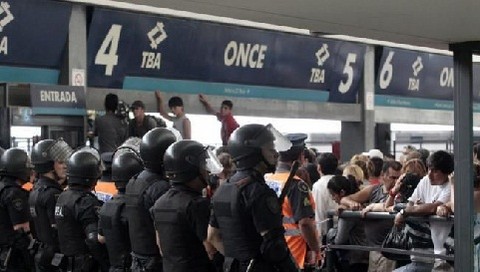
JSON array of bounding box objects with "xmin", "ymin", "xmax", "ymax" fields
[
  {"xmin": 94, "ymin": 180, "xmax": 118, "ymax": 202},
  {"xmin": 265, "ymin": 172, "xmax": 316, "ymax": 269},
  {"xmin": 22, "ymin": 182, "xmax": 33, "ymax": 191}
]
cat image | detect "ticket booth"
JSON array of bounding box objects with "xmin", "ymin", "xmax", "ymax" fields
[{"xmin": 0, "ymin": 83, "xmax": 86, "ymax": 151}]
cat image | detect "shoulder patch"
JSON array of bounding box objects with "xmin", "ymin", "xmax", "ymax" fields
[
  {"xmin": 297, "ymin": 181, "xmax": 310, "ymax": 193},
  {"xmin": 266, "ymin": 196, "xmax": 281, "ymax": 214},
  {"xmin": 12, "ymin": 198, "xmax": 24, "ymax": 211}
]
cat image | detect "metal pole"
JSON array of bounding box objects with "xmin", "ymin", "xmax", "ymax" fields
[{"xmin": 450, "ymin": 43, "xmax": 474, "ymax": 272}]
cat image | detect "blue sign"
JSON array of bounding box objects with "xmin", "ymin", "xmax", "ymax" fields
[
  {"xmin": 87, "ymin": 8, "xmax": 365, "ymax": 103},
  {"xmin": 30, "ymin": 84, "xmax": 86, "ymax": 116},
  {"xmin": 0, "ymin": 0, "xmax": 71, "ymax": 83}
]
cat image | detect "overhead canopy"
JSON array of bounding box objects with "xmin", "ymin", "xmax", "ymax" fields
[{"xmin": 114, "ymin": 0, "xmax": 479, "ymax": 50}]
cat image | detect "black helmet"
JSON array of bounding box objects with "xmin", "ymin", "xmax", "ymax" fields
[
  {"xmin": 31, "ymin": 138, "xmax": 73, "ymax": 174},
  {"xmin": 31, "ymin": 139, "xmax": 55, "ymax": 173},
  {"xmin": 112, "ymin": 147, "xmax": 144, "ymax": 188},
  {"xmin": 100, "ymin": 152, "xmax": 114, "ymax": 181},
  {"xmin": 228, "ymin": 124, "xmax": 290, "ymax": 171},
  {"xmin": 140, "ymin": 128, "xmax": 178, "ymax": 173},
  {"xmin": 164, "ymin": 140, "xmax": 223, "ymax": 184},
  {"xmin": 67, "ymin": 147, "xmax": 102, "ymax": 186},
  {"xmin": 0, "ymin": 148, "xmax": 33, "ymax": 182}
]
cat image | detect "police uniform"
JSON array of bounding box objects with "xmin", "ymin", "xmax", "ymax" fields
[
  {"xmin": 265, "ymin": 164, "xmax": 316, "ymax": 269},
  {"xmin": 0, "ymin": 176, "xmax": 31, "ymax": 271},
  {"xmin": 98, "ymin": 194, "xmax": 130, "ymax": 272},
  {"xmin": 98, "ymin": 143, "xmax": 144, "ymax": 272},
  {"xmin": 151, "ymin": 140, "xmax": 220, "ymax": 272},
  {"xmin": 125, "ymin": 170, "xmax": 168, "ymax": 271},
  {"xmin": 29, "ymin": 176, "xmax": 64, "ymax": 271},
  {"xmin": 210, "ymin": 124, "xmax": 299, "ymax": 272},
  {"xmin": 56, "ymin": 186, "xmax": 109, "ymax": 271},
  {"xmin": 212, "ymin": 169, "xmax": 290, "ymax": 271},
  {"xmin": 54, "ymin": 148, "xmax": 109, "ymax": 272},
  {"xmin": 152, "ymin": 184, "xmax": 213, "ymax": 272},
  {"xmin": 125, "ymin": 127, "xmax": 178, "ymax": 272}
]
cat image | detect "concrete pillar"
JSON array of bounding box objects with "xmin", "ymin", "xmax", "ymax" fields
[
  {"xmin": 341, "ymin": 45, "xmax": 375, "ymax": 161},
  {"xmin": 450, "ymin": 42, "xmax": 476, "ymax": 272}
]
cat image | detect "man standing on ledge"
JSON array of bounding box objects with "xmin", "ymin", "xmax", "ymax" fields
[{"xmin": 199, "ymin": 94, "xmax": 239, "ymax": 145}]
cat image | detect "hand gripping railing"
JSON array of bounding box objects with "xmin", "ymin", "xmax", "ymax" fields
[{"xmin": 324, "ymin": 210, "xmax": 454, "ymax": 272}]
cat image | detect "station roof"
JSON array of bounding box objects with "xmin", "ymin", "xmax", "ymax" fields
[{"xmin": 116, "ymin": 0, "xmax": 479, "ymax": 51}]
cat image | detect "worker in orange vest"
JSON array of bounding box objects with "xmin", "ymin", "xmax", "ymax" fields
[
  {"xmin": 265, "ymin": 133, "xmax": 322, "ymax": 271},
  {"xmin": 94, "ymin": 152, "xmax": 118, "ymax": 202}
]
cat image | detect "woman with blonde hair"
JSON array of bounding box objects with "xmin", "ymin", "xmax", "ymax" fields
[{"xmin": 342, "ymin": 164, "xmax": 366, "ymax": 188}]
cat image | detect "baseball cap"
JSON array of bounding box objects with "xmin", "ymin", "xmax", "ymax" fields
[
  {"xmin": 362, "ymin": 149, "xmax": 384, "ymax": 159},
  {"xmin": 131, "ymin": 100, "xmax": 145, "ymax": 109}
]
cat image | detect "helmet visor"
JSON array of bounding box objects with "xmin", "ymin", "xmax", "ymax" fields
[
  {"xmin": 119, "ymin": 137, "xmax": 142, "ymax": 154},
  {"xmin": 204, "ymin": 148, "xmax": 224, "ymax": 175},
  {"xmin": 265, "ymin": 124, "xmax": 292, "ymax": 152},
  {"xmin": 49, "ymin": 139, "xmax": 73, "ymax": 162}
]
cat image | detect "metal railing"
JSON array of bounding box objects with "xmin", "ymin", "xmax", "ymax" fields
[{"xmin": 325, "ymin": 210, "xmax": 455, "ymax": 271}]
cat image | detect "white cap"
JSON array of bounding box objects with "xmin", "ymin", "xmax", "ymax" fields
[{"xmin": 367, "ymin": 149, "xmax": 384, "ymax": 159}]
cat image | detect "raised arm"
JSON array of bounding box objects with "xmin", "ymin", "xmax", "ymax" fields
[
  {"xmin": 155, "ymin": 91, "xmax": 173, "ymax": 121},
  {"xmin": 198, "ymin": 94, "xmax": 217, "ymax": 115}
]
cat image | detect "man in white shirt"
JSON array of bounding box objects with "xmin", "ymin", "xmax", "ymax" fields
[
  {"xmin": 394, "ymin": 150, "xmax": 454, "ymax": 272},
  {"xmin": 312, "ymin": 152, "xmax": 338, "ymax": 239}
]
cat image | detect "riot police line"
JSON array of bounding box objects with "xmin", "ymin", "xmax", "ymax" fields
[
  {"xmin": 0, "ymin": 123, "xmax": 313, "ymax": 272},
  {"xmin": 324, "ymin": 210, "xmax": 455, "ymax": 272}
]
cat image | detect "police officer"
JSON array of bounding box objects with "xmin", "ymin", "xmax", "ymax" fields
[
  {"xmin": 207, "ymin": 124, "xmax": 299, "ymax": 272},
  {"xmin": 264, "ymin": 134, "xmax": 321, "ymax": 270},
  {"xmin": 55, "ymin": 147, "xmax": 109, "ymax": 272},
  {"xmin": 152, "ymin": 140, "xmax": 223, "ymax": 272},
  {"xmin": 29, "ymin": 139, "xmax": 73, "ymax": 271},
  {"xmin": 98, "ymin": 140, "xmax": 144, "ymax": 272},
  {"xmin": 0, "ymin": 147, "xmax": 34, "ymax": 271},
  {"xmin": 125, "ymin": 128, "xmax": 178, "ymax": 271}
]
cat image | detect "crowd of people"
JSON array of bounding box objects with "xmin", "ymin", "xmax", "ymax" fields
[{"xmin": 0, "ymin": 93, "xmax": 474, "ymax": 272}]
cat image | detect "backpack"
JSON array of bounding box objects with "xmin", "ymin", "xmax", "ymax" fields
[{"xmin": 147, "ymin": 115, "xmax": 166, "ymax": 128}]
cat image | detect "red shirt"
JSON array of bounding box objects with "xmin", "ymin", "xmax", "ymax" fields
[{"xmin": 217, "ymin": 113, "xmax": 239, "ymax": 145}]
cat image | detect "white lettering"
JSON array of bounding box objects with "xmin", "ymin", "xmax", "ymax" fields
[
  {"xmin": 224, "ymin": 41, "xmax": 267, "ymax": 68},
  {"xmin": 141, "ymin": 52, "xmax": 161, "ymax": 69},
  {"xmin": 408, "ymin": 78, "xmax": 420, "ymax": 91},
  {"xmin": 39, "ymin": 90, "xmax": 78, "ymax": 103},
  {"xmin": 0, "ymin": 36, "xmax": 7, "ymax": 55},
  {"xmin": 55, "ymin": 206, "xmax": 63, "ymax": 217},
  {"xmin": 440, "ymin": 67, "xmax": 454, "ymax": 88},
  {"xmin": 310, "ymin": 68, "xmax": 325, "ymax": 83}
]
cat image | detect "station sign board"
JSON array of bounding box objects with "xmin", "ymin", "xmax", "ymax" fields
[
  {"xmin": 376, "ymin": 47, "xmax": 480, "ymax": 111},
  {"xmin": 30, "ymin": 84, "xmax": 86, "ymax": 116},
  {"xmin": 87, "ymin": 8, "xmax": 365, "ymax": 103},
  {"xmin": 0, "ymin": 0, "xmax": 71, "ymax": 83}
]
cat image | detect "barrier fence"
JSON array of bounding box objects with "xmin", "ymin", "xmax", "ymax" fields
[{"xmin": 325, "ymin": 210, "xmax": 455, "ymax": 272}]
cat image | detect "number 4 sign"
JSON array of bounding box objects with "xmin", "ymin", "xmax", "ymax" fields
[{"xmin": 95, "ymin": 24, "xmax": 122, "ymax": 76}]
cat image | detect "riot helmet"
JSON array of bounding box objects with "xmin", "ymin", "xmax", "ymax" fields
[
  {"xmin": 0, "ymin": 148, "xmax": 33, "ymax": 183},
  {"xmin": 228, "ymin": 124, "xmax": 291, "ymax": 171},
  {"xmin": 164, "ymin": 140, "xmax": 223, "ymax": 184},
  {"xmin": 31, "ymin": 139, "xmax": 56, "ymax": 173},
  {"xmin": 67, "ymin": 147, "xmax": 103, "ymax": 187},
  {"xmin": 31, "ymin": 138, "xmax": 73, "ymax": 174},
  {"xmin": 140, "ymin": 127, "xmax": 179, "ymax": 173},
  {"xmin": 112, "ymin": 147, "xmax": 144, "ymax": 189}
]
